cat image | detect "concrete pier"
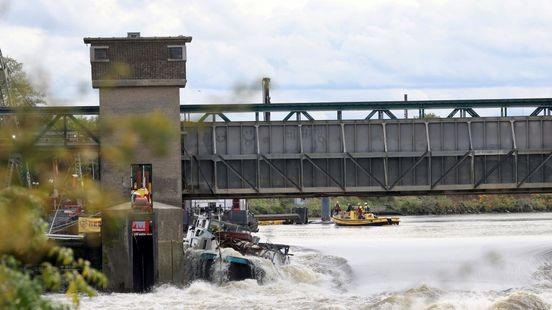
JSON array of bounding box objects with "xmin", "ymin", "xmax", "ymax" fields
[
  {"xmin": 102, "ymin": 202, "xmax": 184, "ymax": 291},
  {"xmin": 321, "ymin": 197, "xmax": 331, "ymax": 221}
]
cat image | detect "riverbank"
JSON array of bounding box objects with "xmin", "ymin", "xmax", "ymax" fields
[{"xmin": 248, "ymin": 194, "xmax": 552, "ymax": 217}]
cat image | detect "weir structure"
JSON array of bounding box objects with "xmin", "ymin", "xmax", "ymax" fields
[{"xmin": 2, "ymin": 34, "xmax": 552, "ymax": 291}]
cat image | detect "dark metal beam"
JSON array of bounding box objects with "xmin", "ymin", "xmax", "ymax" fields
[
  {"xmin": 531, "ymin": 107, "xmax": 544, "ymax": 116},
  {"xmin": 431, "ymin": 151, "xmax": 471, "ymax": 189},
  {"xmin": 365, "ymin": 110, "xmax": 377, "ymax": 120},
  {"xmin": 303, "ymin": 154, "xmax": 346, "ymax": 191},
  {"xmin": 448, "ymin": 108, "xmax": 480, "ymax": 118},
  {"xmin": 517, "ymin": 151, "xmax": 552, "ymax": 188},
  {"xmin": 179, "ymin": 98, "xmax": 552, "ymax": 113},
  {"xmin": 182, "ymin": 147, "xmax": 214, "ymax": 194},
  {"xmin": 217, "ymin": 113, "xmax": 230, "ymax": 122},
  {"xmin": 447, "ymin": 109, "xmax": 459, "ymax": 118},
  {"xmin": 260, "ymin": 154, "xmax": 302, "ymax": 191},
  {"xmin": 301, "ymin": 111, "xmax": 314, "ymax": 121},
  {"xmin": 388, "ymin": 150, "xmax": 430, "ymax": 190},
  {"xmin": 216, "ymin": 154, "xmax": 259, "ymax": 192},
  {"xmin": 474, "ymin": 149, "xmax": 515, "ymax": 188},
  {"xmin": 466, "ymin": 108, "xmax": 479, "ymax": 117},
  {"xmin": 2, "ymin": 97, "xmax": 552, "ymax": 116},
  {"xmin": 0, "ymin": 106, "xmax": 99, "ymax": 115},
  {"xmin": 197, "ymin": 113, "xmax": 210, "ymax": 122},
  {"xmin": 192, "ymin": 155, "xmax": 215, "ymax": 194},
  {"xmin": 283, "ymin": 111, "xmax": 297, "ymax": 121},
  {"xmin": 384, "ymin": 110, "xmax": 398, "ymax": 119},
  {"xmin": 198, "ymin": 113, "xmax": 230, "ymax": 122},
  {"xmin": 31, "ymin": 115, "xmax": 61, "ymax": 145},
  {"xmin": 345, "ymin": 152, "xmax": 387, "ymax": 190},
  {"xmin": 67, "ymin": 115, "xmax": 99, "ymax": 144}
]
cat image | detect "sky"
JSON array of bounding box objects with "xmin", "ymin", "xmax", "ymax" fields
[{"xmin": 1, "ymin": 0, "xmax": 552, "ymax": 115}]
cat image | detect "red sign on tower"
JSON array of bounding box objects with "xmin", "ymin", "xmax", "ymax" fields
[{"xmin": 131, "ymin": 220, "xmax": 151, "ymax": 235}]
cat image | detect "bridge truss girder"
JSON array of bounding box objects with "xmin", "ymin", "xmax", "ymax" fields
[
  {"xmin": 182, "ymin": 117, "xmax": 552, "ymax": 198},
  {"xmin": 1, "ymin": 111, "xmax": 99, "ymax": 189},
  {"xmin": 2, "ymin": 99, "xmax": 552, "ymax": 198}
]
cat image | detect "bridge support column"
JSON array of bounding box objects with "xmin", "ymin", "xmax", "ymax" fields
[
  {"xmin": 321, "ymin": 197, "xmax": 331, "ymax": 221},
  {"xmin": 182, "ymin": 199, "xmax": 193, "ymax": 231}
]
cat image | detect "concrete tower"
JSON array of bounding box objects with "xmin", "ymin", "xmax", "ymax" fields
[
  {"xmin": 84, "ymin": 32, "xmax": 192, "ymax": 207},
  {"xmin": 84, "ymin": 33, "xmax": 192, "ymax": 291}
]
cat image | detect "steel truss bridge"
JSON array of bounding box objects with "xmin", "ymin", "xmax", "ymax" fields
[{"xmin": 1, "ymin": 98, "xmax": 552, "ymax": 198}]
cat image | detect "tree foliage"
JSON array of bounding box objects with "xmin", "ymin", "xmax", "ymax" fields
[
  {"xmin": 0, "ymin": 188, "xmax": 107, "ymax": 309},
  {"xmin": 2, "ymin": 56, "xmax": 45, "ymax": 106},
  {"xmin": 0, "ymin": 55, "xmax": 109, "ymax": 308},
  {"xmin": 0, "ymin": 54, "xmax": 180, "ymax": 308}
]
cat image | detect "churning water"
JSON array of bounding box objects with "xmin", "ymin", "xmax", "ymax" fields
[{"xmin": 76, "ymin": 212, "xmax": 552, "ymax": 309}]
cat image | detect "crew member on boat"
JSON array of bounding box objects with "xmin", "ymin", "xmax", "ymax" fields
[
  {"xmin": 356, "ymin": 206, "xmax": 364, "ymax": 219},
  {"xmin": 346, "ymin": 204, "xmax": 353, "ymax": 212},
  {"xmin": 333, "ymin": 202, "xmax": 341, "ymax": 216}
]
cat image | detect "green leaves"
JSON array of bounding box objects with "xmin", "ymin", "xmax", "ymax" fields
[
  {"xmin": 100, "ymin": 112, "xmax": 178, "ymax": 166},
  {"xmin": 40, "ymin": 262, "xmax": 61, "ymax": 291},
  {"xmin": 0, "ymin": 256, "xmax": 67, "ymax": 310},
  {"xmin": 2, "ymin": 56, "xmax": 45, "ymax": 107},
  {"xmin": 45, "ymin": 247, "xmax": 108, "ymax": 306},
  {"xmin": 0, "ymin": 189, "xmax": 107, "ymax": 308},
  {"xmin": 0, "ymin": 187, "xmax": 49, "ymax": 263}
]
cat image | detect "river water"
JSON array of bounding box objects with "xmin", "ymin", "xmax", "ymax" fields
[{"xmin": 78, "ymin": 212, "xmax": 552, "ymax": 309}]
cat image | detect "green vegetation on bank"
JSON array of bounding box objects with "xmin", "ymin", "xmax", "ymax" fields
[{"xmin": 248, "ymin": 194, "xmax": 552, "ymax": 217}]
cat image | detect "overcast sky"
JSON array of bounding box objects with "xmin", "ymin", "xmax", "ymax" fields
[{"xmin": 1, "ymin": 0, "xmax": 552, "ymax": 109}]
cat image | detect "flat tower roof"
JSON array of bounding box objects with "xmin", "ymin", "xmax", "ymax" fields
[{"xmin": 84, "ymin": 35, "xmax": 192, "ymax": 44}]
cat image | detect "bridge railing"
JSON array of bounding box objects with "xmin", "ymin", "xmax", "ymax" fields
[
  {"xmin": 1, "ymin": 97, "xmax": 552, "ymax": 123},
  {"xmin": 179, "ymin": 98, "xmax": 552, "ymax": 122}
]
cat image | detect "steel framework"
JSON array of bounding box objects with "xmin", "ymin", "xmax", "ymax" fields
[
  {"xmin": 1, "ymin": 97, "xmax": 552, "ymax": 120},
  {"xmin": 1, "ymin": 99, "xmax": 552, "ymax": 198},
  {"xmin": 179, "ymin": 98, "xmax": 552, "ymax": 121},
  {"xmin": 182, "ymin": 117, "xmax": 552, "ymax": 198}
]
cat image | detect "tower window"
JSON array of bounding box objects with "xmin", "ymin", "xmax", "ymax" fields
[
  {"xmin": 92, "ymin": 46, "xmax": 109, "ymax": 62},
  {"xmin": 168, "ymin": 46, "xmax": 185, "ymax": 61}
]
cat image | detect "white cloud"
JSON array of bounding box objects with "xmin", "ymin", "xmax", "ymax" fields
[{"xmin": 1, "ymin": 0, "xmax": 552, "ymax": 106}]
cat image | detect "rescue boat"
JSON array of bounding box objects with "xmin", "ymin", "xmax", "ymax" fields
[{"xmin": 332, "ymin": 211, "xmax": 400, "ymax": 226}]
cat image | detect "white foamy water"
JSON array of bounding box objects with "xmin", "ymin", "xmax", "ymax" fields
[{"xmin": 72, "ymin": 212, "xmax": 552, "ymax": 309}]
